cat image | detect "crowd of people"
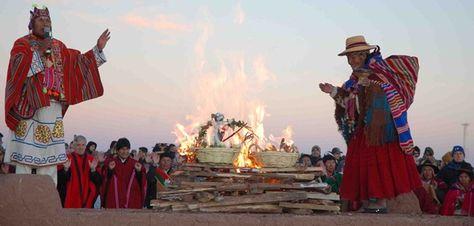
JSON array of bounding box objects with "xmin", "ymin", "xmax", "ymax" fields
[
  {"xmin": 1, "ymin": 132, "xmax": 473, "ymax": 216},
  {"xmin": 298, "ymin": 144, "xmax": 474, "ymax": 216}
]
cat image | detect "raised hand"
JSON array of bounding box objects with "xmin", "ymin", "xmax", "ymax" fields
[
  {"xmin": 89, "ymin": 158, "xmax": 99, "ymax": 171},
  {"xmin": 97, "ymin": 29, "xmax": 111, "ymax": 51},
  {"xmin": 135, "ymin": 162, "xmax": 142, "ymax": 172},
  {"xmin": 97, "ymin": 152, "xmax": 106, "ymax": 163},
  {"xmin": 151, "ymin": 152, "xmax": 160, "ymax": 164},
  {"xmin": 108, "ymin": 161, "xmax": 116, "ymax": 170},
  {"xmin": 319, "ymin": 83, "xmax": 334, "ymax": 94},
  {"xmin": 145, "ymin": 153, "xmax": 152, "ymax": 164}
]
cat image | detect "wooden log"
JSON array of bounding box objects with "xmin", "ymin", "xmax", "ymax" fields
[
  {"xmin": 180, "ymin": 181, "xmax": 224, "ymax": 188},
  {"xmin": 183, "ymin": 163, "xmax": 235, "ymax": 169},
  {"xmin": 279, "ymin": 202, "xmax": 340, "ymax": 211},
  {"xmin": 187, "ymin": 192, "xmax": 307, "ymax": 210},
  {"xmin": 199, "ymin": 204, "xmax": 283, "ymax": 213},
  {"xmin": 150, "ymin": 200, "xmax": 183, "ymax": 208},
  {"xmin": 258, "ymin": 167, "xmax": 323, "ymax": 173},
  {"xmin": 306, "ymin": 192, "xmax": 340, "ymax": 201},
  {"xmin": 157, "ymin": 187, "xmax": 215, "ymax": 195},
  {"xmin": 258, "ymin": 173, "xmax": 315, "ymax": 181}
]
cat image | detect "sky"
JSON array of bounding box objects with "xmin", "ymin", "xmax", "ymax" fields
[{"xmin": 0, "ymin": 0, "xmax": 473, "ymax": 163}]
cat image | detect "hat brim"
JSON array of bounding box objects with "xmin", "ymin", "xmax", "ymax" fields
[
  {"xmin": 338, "ymin": 45, "xmax": 377, "ymax": 56},
  {"xmin": 418, "ymin": 164, "xmax": 439, "ymax": 174}
]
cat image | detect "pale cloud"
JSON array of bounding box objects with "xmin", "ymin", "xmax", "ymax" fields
[
  {"xmin": 65, "ymin": 11, "xmax": 108, "ymax": 24},
  {"xmin": 234, "ymin": 1, "xmax": 245, "ymax": 25},
  {"xmin": 123, "ymin": 13, "xmax": 192, "ymax": 33}
]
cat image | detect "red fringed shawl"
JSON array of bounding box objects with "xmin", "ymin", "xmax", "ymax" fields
[
  {"xmin": 62, "ymin": 152, "xmax": 98, "ymax": 208},
  {"xmin": 5, "ymin": 35, "xmax": 104, "ymax": 131}
]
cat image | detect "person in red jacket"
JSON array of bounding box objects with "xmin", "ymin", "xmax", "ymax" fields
[
  {"xmin": 100, "ymin": 138, "xmax": 146, "ymax": 209},
  {"xmin": 57, "ymin": 135, "xmax": 101, "ymax": 208},
  {"xmin": 440, "ymin": 166, "xmax": 474, "ymax": 216}
]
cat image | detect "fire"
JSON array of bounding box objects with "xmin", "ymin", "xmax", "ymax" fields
[{"xmin": 172, "ymin": 11, "xmax": 296, "ymax": 169}]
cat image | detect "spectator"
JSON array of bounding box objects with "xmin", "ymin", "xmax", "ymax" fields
[
  {"xmin": 145, "ymin": 151, "xmax": 173, "ymax": 208},
  {"xmin": 437, "ymin": 146, "xmax": 473, "ymax": 187},
  {"xmin": 57, "ymin": 135, "xmax": 101, "ymax": 208},
  {"xmin": 440, "ymin": 151, "xmax": 453, "ymax": 170},
  {"xmin": 101, "ymin": 138, "xmax": 146, "ymax": 209},
  {"xmin": 138, "ymin": 147, "xmax": 148, "ymax": 163},
  {"xmin": 418, "ymin": 161, "xmax": 447, "ymax": 205},
  {"xmin": 105, "ymin": 140, "xmax": 117, "ymax": 158},
  {"xmin": 331, "ymin": 147, "xmax": 345, "ymax": 173},
  {"xmin": 310, "ymin": 145, "xmax": 322, "ymax": 165},
  {"xmin": 86, "ymin": 141, "xmax": 97, "ymax": 155},
  {"xmin": 440, "ymin": 166, "xmax": 474, "ymax": 216},
  {"xmin": 321, "ymin": 155, "xmax": 342, "ymax": 194},
  {"xmin": 413, "ymin": 146, "xmax": 421, "ymax": 164},
  {"xmin": 299, "ymin": 154, "xmax": 313, "ymax": 167},
  {"xmin": 417, "ymin": 147, "xmax": 441, "ymax": 168}
]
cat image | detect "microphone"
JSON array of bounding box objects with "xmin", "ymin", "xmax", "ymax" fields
[{"xmin": 43, "ymin": 27, "xmax": 52, "ymax": 39}]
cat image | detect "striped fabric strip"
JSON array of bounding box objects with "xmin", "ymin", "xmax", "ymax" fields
[{"xmin": 369, "ymin": 55, "xmax": 419, "ymax": 154}]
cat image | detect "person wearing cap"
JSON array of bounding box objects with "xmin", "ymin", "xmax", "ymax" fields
[
  {"xmin": 417, "ymin": 147, "xmax": 441, "ymax": 169},
  {"xmin": 319, "ymin": 35, "xmax": 421, "ymax": 213},
  {"xmin": 3, "ymin": 6, "xmax": 110, "ymax": 185},
  {"xmin": 440, "ymin": 166, "xmax": 474, "ymax": 216},
  {"xmin": 331, "ymin": 147, "xmax": 345, "ymax": 173},
  {"xmin": 100, "ymin": 138, "xmax": 146, "ymax": 209},
  {"xmin": 413, "ymin": 160, "xmax": 445, "ymax": 214},
  {"xmin": 437, "ymin": 145, "xmax": 473, "ymax": 187}
]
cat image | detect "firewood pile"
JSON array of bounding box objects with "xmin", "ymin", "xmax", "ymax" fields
[{"xmin": 150, "ymin": 163, "xmax": 340, "ymax": 214}]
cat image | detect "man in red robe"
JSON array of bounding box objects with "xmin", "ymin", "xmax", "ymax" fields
[
  {"xmin": 4, "ymin": 6, "xmax": 110, "ymax": 185},
  {"xmin": 57, "ymin": 135, "xmax": 101, "ymax": 208},
  {"xmin": 101, "ymin": 138, "xmax": 146, "ymax": 209}
]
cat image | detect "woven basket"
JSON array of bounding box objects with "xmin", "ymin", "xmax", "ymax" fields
[
  {"xmin": 196, "ymin": 148, "xmax": 240, "ymax": 165},
  {"xmin": 255, "ymin": 151, "xmax": 299, "ymax": 168}
]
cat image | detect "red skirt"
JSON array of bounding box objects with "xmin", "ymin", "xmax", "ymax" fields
[{"xmin": 340, "ymin": 129, "xmax": 421, "ymax": 202}]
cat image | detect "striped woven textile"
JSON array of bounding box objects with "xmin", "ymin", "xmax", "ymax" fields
[{"xmin": 369, "ymin": 55, "xmax": 419, "ymax": 154}]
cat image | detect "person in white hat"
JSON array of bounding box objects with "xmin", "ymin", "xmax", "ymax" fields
[{"xmin": 319, "ymin": 35, "xmax": 421, "ymax": 213}]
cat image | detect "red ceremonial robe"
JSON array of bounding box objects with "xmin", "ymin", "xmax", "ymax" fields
[
  {"xmin": 58, "ymin": 152, "xmax": 101, "ymax": 208},
  {"xmin": 5, "ymin": 34, "xmax": 103, "ymax": 131},
  {"xmin": 440, "ymin": 182, "xmax": 474, "ymax": 216},
  {"xmin": 101, "ymin": 157, "xmax": 146, "ymax": 209}
]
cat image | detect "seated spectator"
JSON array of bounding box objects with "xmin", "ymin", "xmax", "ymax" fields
[
  {"xmin": 298, "ymin": 154, "xmax": 313, "ymax": 167},
  {"xmin": 413, "ymin": 146, "xmax": 421, "ymax": 165},
  {"xmin": 310, "ymin": 145, "xmax": 322, "ymax": 166},
  {"xmin": 101, "ymin": 138, "xmax": 146, "ymax": 209},
  {"xmin": 437, "ymin": 146, "xmax": 473, "ymax": 187},
  {"xmin": 145, "ymin": 151, "xmax": 173, "ymax": 208},
  {"xmin": 440, "ymin": 151, "xmax": 453, "ymax": 170},
  {"xmin": 57, "ymin": 135, "xmax": 101, "ymax": 208},
  {"xmin": 440, "ymin": 166, "xmax": 474, "ymax": 216},
  {"xmin": 321, "ymin": 155, "xmax": 342, "ymax": 194},
  {"xmin": 418, "ymin": 147, "xmax": 441, "ymax": 169},
  {"xmin": 418, "ymin": 160, "xmax": 447, "ymax": 206},
  {"xmin": 331, "ymin": 147, "xmax": 345, "ymax": 173}
]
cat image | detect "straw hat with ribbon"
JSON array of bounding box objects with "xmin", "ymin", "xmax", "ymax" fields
[{"xmin": 338, "ymin": 35, "xmax": 378, "ymax": 56}]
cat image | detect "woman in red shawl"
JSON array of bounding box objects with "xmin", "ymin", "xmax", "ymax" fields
[
  {"xmin": 440, "ymin": 167, "xmax": 474, "ymax": 216},
  {"xmin": 319, "ymin": 35, "xmax": 421, "ymax": 213}
]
